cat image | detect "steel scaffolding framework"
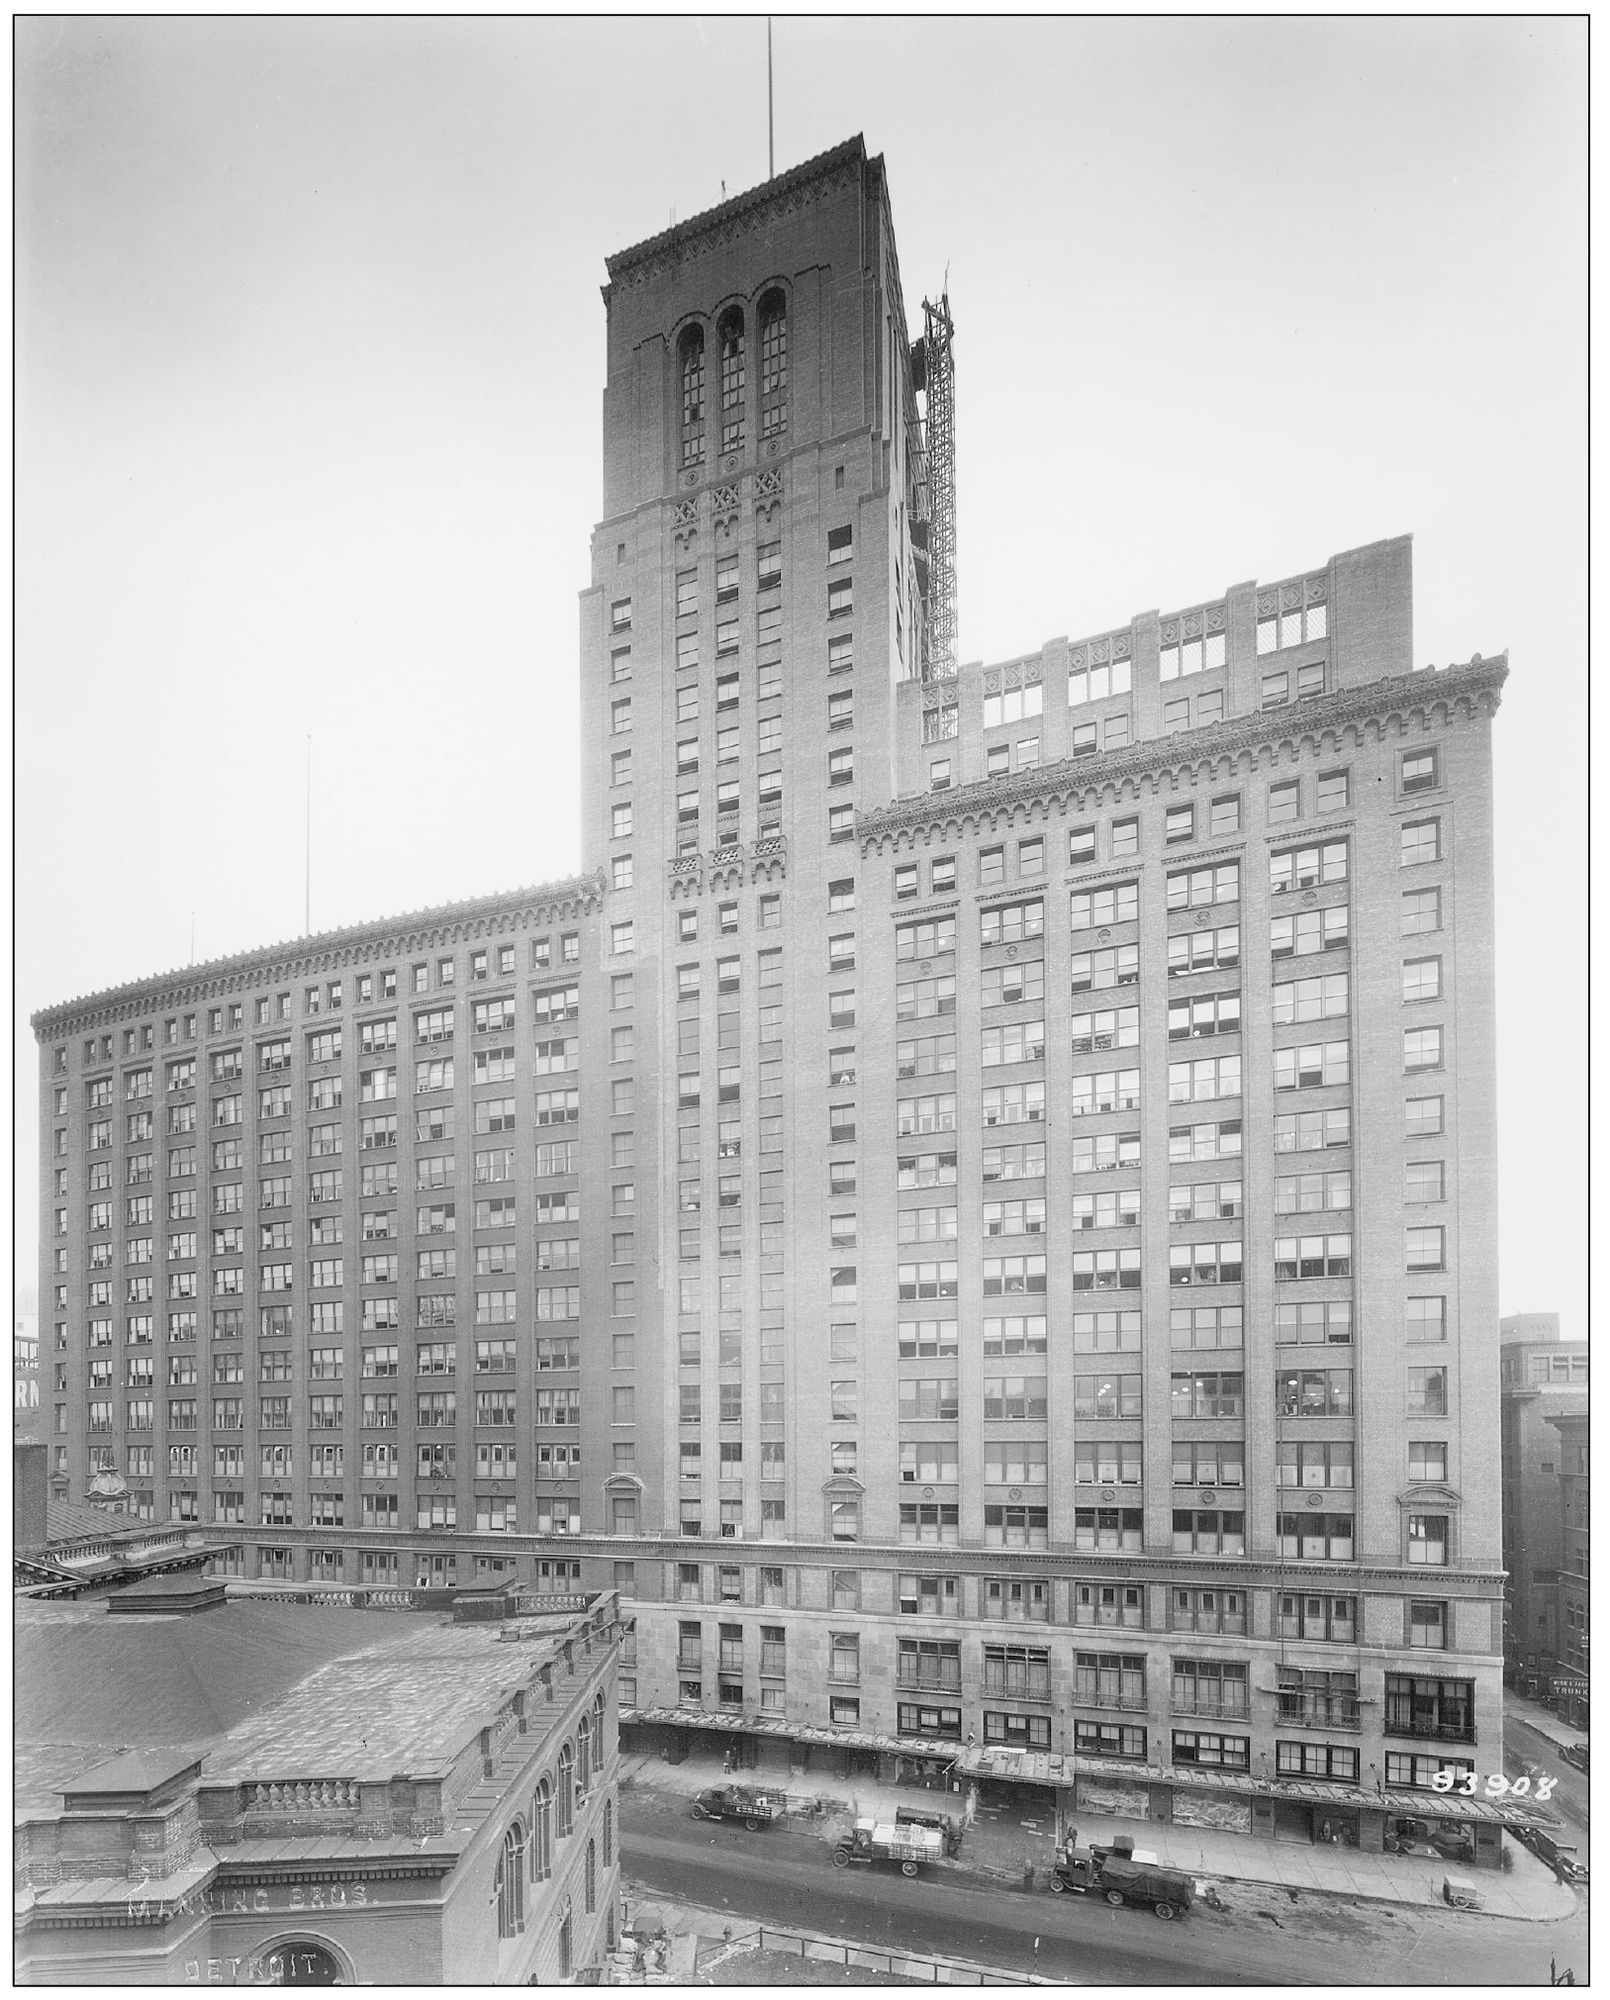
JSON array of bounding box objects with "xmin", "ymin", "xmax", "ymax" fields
[{"xmin": 917, "ymin": 292, "xmax": 957, "ymax": 683}]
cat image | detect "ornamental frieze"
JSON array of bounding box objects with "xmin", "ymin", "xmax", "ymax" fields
[
  {"xmin": 859, "ymin": 656, "xmax": 1506, "ymax": 854},
  {"xmin": 31, "ymin": 874, "xmax": 609, "ymax": 1037}
]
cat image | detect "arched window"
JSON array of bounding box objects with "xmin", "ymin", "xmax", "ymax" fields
[
  {"xmin": 680, "ymin": 328, "xmax": 706, "ymax": 470},
  {"xmin": 253, "ymin": 1940, "xmax": 347, "ymax": 1984},
  {"xmin": 719, "ymin": 310, "xmax": 746, "ymax": 454},
  {"xmin": 576, "ymin": 1713, "xmax": 591, "ymax": 1798},
  {"xmin": 593, "ymin": 1688, "xmax": 608, "ymax": 1766},
  {"xmin": 531, "ymin": 1777, "xmax": 553, "ymax": 1881},
  {"xmin": 585, "ymin": 1836, "xmax": 597, "ymax": 1914},
  {"xmin": 497, "ymin": 1820, "xmax": 526, "ymax": 1938},
  {"xmin": 759, "ymin": 290, "xmax": 788, "ymax": 439},
  {"xmin": 556, "ymin": 1744, "xmax": 575, "ymax": 1838},
  {"xmin": 603, "ymin": 1797, "xmax": 614, "ymax": 1869}
]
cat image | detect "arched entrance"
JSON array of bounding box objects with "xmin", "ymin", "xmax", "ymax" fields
[{"xmin": 255, "ymin": 1937, "xmax": 346, "ymax": 1984}]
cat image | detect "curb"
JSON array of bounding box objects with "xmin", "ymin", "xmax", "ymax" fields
[{"xmin": 952, "ymin": 1859, "xmax": 1579, "ymax": 1925}]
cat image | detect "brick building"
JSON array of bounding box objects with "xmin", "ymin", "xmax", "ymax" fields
[
  {"xmin": 33, "ymin": 136, "xmax": 1516, "ymax": 1853},
  {"xmin": 15, "ymin": 1587, "xmax": 623, "ymax": 1984},
  {"xmin": 1498, "ymin": 1314, "xmax": 1588, "ymax": 1691},
  {"xmin": 1544, "ymin": 1409, "xmax": 1589, "ymax": 1728}
]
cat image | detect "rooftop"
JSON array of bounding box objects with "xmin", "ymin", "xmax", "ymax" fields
[
  {"xmin": 30, "ymin": 872, "xmax": 605, "ymax": 1037},
  {"xmin": 605, "ymin": 136, "xmax": 866, "ymax": 280},
  {"xmin": 14, "ymin": 1595, "xmax": 554, "ymax": 1819}
]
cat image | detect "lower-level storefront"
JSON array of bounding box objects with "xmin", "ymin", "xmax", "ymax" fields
[
  {"xmin": 622, "ymin": 1707, "xmax": 969, "ymax": 1795},
  {"xmin": 624, "ymin": 1711, "xmax": 1559, "ymax": 1871}
]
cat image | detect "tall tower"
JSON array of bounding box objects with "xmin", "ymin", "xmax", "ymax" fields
[{"xmin": 576, "ymin": 141, "xmax": 927, "ymax": 1634}]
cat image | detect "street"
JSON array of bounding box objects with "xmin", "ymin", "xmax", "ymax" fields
[
  {"xmin": 1502, "ymin": 1711, "xmax": 1590, "ymax": 1862},
  {"xmin": 621, "ymin": 1791, "xmax": 1589, "ymax": 1987}
]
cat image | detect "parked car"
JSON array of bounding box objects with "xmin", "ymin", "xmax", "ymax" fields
[
  {"xmin": 1561, "ymin": 1742, "xmax": 1589, "ymax": 1773},
  {"xmin": 690, "ymin": 1785, "xmax": 786, "ymax": 1831},
  {"xmin": 1384, "ymin": 1816, "xmax": 1472, "ymax": 1861}
]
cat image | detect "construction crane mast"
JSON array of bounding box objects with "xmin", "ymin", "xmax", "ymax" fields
[{"xmin": 911, "ymin": 291, "xmax": 957, "ymax": 683}]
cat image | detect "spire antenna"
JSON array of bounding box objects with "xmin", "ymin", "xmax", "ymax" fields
[
  {"xmin": 304, "ymin": 734, "xmax": 312, "ymax": 934},
  {"xmin": 767, "ymin": 19, "xmax": 774, "ymax": 179}
]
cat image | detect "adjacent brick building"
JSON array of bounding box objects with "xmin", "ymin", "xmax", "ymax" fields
[
  {"xmin": 14, "ymin": 1588, "xmax": 623, "ymax": 1983},
  {"xmin": 1498, "ymin": 1314, "xmax": 1588, "ymax": 1692},
  {"xmin": 1544, "ymin": 1408, "xmax": 1589, "ymax": 1728},
  {"xmin": 33, "ymin": 136, "xmax": 1515, "ymax": 1853}
]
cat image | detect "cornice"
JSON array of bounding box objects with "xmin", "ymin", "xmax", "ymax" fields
[
  {"xmin": 31, "ymin": 874, "xmax": 609, "ymax": 1041},
  {"xmin": 605, "ymin": 137, "xmax": 867, "ymax": 290},
  {"xmin": 860, "ymin": 656, "xmax": 1509, "ymax": 854},
  {"xmin": 229, "ymin": 1527, "xmax": 1504, "ymax": 1598}
]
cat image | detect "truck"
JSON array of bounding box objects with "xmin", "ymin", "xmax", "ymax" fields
[
  {"xmin": 689, "ymin": 1785, "xmax": 787, "ymax": 1831},
  {"xmin": 1049, "ymin": 1843, "xmax": 1197, "ymax": 1919},
  {"xmin": 832, "ymin": 1817, "xmax": 944, "ymax": 1878},
  {"xmin": 894, "ymin": 1804, "xmax": 964, "ymax": 1858}
]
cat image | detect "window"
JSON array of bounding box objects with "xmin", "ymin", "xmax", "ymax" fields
[
  {"xmin": 982, "ymin": 683, "xmax": 1043, "ymax": 728},
  {"xmin": 1409, "ymin": 1601, "xmax": 1447, "ymax": 1650},
  {"xmin": 1407, "ymin": 1365, "xmax": 1448, "ymax": 1417},
  {"xmin": 1317, "ymin": 769, "xmax": 1350, "ymax": 812},
  {"xmin": 1407, "ymin": 1516, "xmax": 1450, "ymax": 1567},
  {"xmin": 1406, "ymin": 1296, "xmax": 1447, "ymax": 1342},
  {"xmin": 1403, "ymin": 956, "xmax": 1441, "ymax": 1003},
  {"xmin": 1403, "ymin": 1027, "xmax": 1443, "ymax": 1073},
  {"xmin": 828, "ymin": 746, "xmax": 853, "ymax": 786},
  {"xmin": 1401, "ymin": 818, "xmax": 1441, "ymax": 866},
  {"xmin": 1166, "ymin": 990, "xmax": 1241, "ymax": 1041},
  {"xmin": 1068, "ymin": 643, "xmax": 1133, "ymax": 704},
  {"xmin": 679, "ymin": 327, "xmax": 705, "ymax": 467},
  {"xmin": 1171, "ymin": 1510, "xmax": 1246, "ymax": 1557},
  {"xmin": 1268, "ymin": 781, "xmax": 1300, "ymax": 825},
  {"xmin": 1401, "ymin": 748, "xmax": 1439, "ymax": 794},
  {"xmin": 1166, "ymin": 1371, "xmax": 1245, "ymax": 1424},
  {"xmin": 1408, "ymin": 1439, "xmax": 1447, "ymax": 1484},
  {"xmin": 1274, "ymin": 1366, "xmax": 1354, "ymax": 1418},
  {"xmin": 1256, "ymin": 587, "xmax": 1327, "ymax": 655}
]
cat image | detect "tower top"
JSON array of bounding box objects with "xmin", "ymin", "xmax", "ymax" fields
[{"xmin": 605, "ymin": 135, "xmax": 871, "ymax": 289}]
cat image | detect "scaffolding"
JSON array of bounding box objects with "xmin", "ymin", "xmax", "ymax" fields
[{"xmin": 912, "ymin": 291, "xmax": 957, "ymax": 684}]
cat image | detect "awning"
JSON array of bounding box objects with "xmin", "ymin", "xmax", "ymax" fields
[
  {"xmin": 1066, "ymin": 1753, "xmax": 1559, "ymax": 1828},
  {"xmin": 622, "ymin": 1706, "xmax": 961, "ymax": 1763},
  {"xmin": 621, "ymin": 1709, "xmax": 1558, "ymax": 1828}
]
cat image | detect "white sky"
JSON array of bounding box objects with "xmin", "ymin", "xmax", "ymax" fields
[{"xmin": 13, "ymin": 17, "xmax": 1587, "ymax": 1340}]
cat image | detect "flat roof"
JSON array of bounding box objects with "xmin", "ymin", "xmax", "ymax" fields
[{"xmin": 14, "ymin": 1596, "xmax": 570, "ymax": 1819}]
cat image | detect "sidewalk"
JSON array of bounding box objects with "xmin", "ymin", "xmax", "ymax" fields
[
  {"xmin": 1507, "ymin": 1690, "xmax": 1590, "ymax": 1760},
  {"xmin": 619, "ymin": 1746, "xmax": 1580, "ymax": 1924}
]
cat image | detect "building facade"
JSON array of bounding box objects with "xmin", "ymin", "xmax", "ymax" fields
[
  {"xmin": 17, "ymin": 1301, "xmax": 42, "ymax": 1443},
  {"xmin": 1498, "ymin": 1314, "xmax": 1588, "ymax": 1691},
  {"xmin": 34, "ymin": 137, "xmax": 1514, "ymax": 1851},
  {"xmin": 1544, "ymin": 1409, "xmax": 1589, "ymax": 1728}
]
